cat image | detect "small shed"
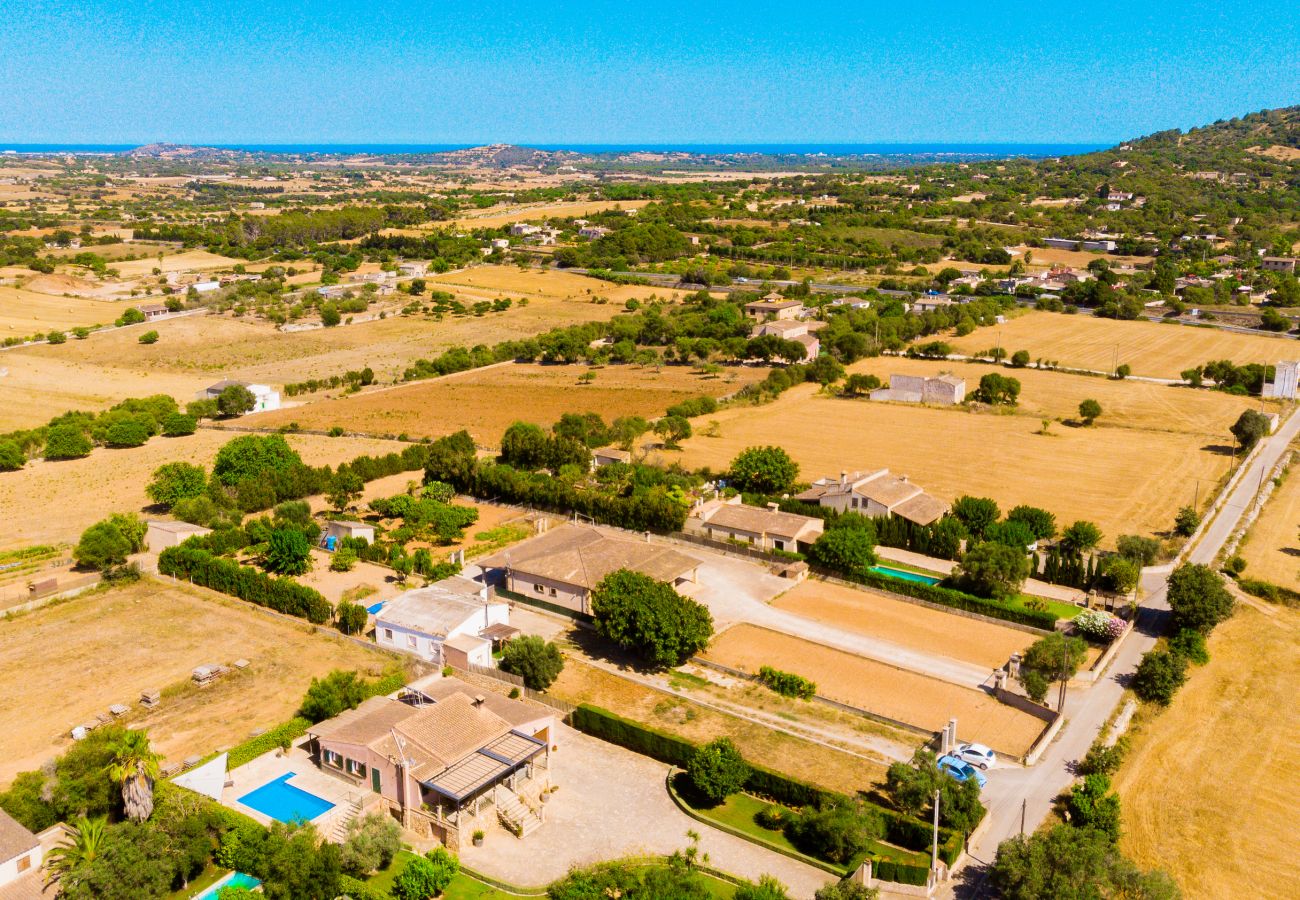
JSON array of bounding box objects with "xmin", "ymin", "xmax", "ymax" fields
[
  {"xmin": 145, "ymin": 521, "xmax": 211, "ymax": 552},
  {"xmin": 321, "ymin": 520, "xmax": 375, "ymax": 550},
  {"xmin": 441, "ymin": 633, "xmax": 493, "ymax": 668}
]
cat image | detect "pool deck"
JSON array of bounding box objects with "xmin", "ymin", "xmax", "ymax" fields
[
  {"xmin": 876, "ymin": 545, "xmax": 1086, "ymax": 604},
  {"xmin": 222, "ymin": 745, "xmax": 364, "ymax": 833}
]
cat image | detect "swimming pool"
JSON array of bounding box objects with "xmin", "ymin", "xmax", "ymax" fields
[
  {"xmin": 192, "ymin": 872, "xmax": 260, "ymax": 900},
  {"xmin": 870, "ymin": 564, "xmax": 942, "ymax": 586},
  {"xmin": 366, "ymin": 601, "xmax": 385, "ymax": 615},
  {"xmin": 237, "ymin": 773, "xmax": 335, "ymax": 823}
]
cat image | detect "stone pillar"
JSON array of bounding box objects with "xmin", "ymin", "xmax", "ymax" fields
[
  {"xmin": 948, "ymin": 718, "xmax": 958, "ymax": 749},
  {"xmin": 1009, "ymin": 653, "xmax": 1022, "ymax": 678},
  {"xmin": 852, "ymin": 858, "xmax": 872, "ymax": 886}
]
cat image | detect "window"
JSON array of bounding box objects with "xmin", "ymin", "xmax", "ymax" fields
[
  {"xmin": 534, "ymin": 583, "xmax": 544, "ymax": 594},
  {"xmin": 549, "ymin": 587, "xmax": 557, "ymax": 597},
  {"xmin": 383, "ymin": 628, "xmax": 393, "ymax": 641},
  {"xmin": 324, "ymin": 749, "xmax": 343, "ymax": 769},
  {"xmin": 407, "ymin": 635, "xmax": 418, "ymax": 649},
  {"xmin": 774, "ymin": 540, "xmax": 785, "ymax": 550},
  {"xmin": 346, "ymin": 758, "xmax": 367, "ymax": 778}
]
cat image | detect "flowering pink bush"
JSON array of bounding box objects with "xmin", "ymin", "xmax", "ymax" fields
[{"xmin": 1074, "ymin": 608, "xmax": 1126, "ymax": 643}]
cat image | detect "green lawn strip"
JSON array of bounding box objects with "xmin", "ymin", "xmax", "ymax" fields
[
  {"xmin": 165, "ymin": 865, "xmax": 230, "ymax": 899},
  {"xmin": 1004, "ymin": 592, "xmax": 1081, "ymax": 622}
]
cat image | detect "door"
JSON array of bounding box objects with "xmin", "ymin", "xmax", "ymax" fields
[{"xmin": 371, "ymin": 767, "xmax": 382, "ymax": 794}]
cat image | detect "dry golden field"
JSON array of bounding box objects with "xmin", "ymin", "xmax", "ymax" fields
[
  {"xmin": 549, "ymin": 657, "xmax": 889, "ymax": 793},
  {"xmin": 250, "ymin": 361, "xmax": 765, "ymax": 443},
  {"xmin": 948, "ymin": 310, "xmax": 1298, "ymax": 379},
  {"xmin": 0, "ymin": 285, "xmax": 125, "ymax": 335},
  {"xmin": 0, "ymin": 431, "xmax": 408, "ymax": 550},
  {"xmin": 428, "ymin": 264, "xmax": 691, "ymax": 306},
  {"xmin": 674, "ymin": 359, "xmax": 1260, "ymax": 544},
  {"xmin": 406, "ymin": 200, "xmax": 653, "ymax": 232},
  {"xmin": 110, "ymin": 248, "xmax": 244, "ymax": 277},
  {"xmin": 772, "ymin": 578, "xmax": 1034, "ymax": 669},
  {"xmin": 703, "ymin": 624, "xmax": 1046, "ymax": 755},
  {"xmin": 1113, "ymin": 602, "xmax": 1300, "ymax": 898},
  {"xmin": 1237, "ymin": 444, "xmax": 1300, "ymax": 592},
  {"xmin": 0, "ymin": 579, "xmax": 398, "ymax": 787}
]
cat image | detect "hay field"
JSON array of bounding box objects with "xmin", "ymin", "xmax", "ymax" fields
[
  {"xmin": 948, "ymin": 310, "xmax": 1298, "ymax": 379},
  {"xmin": 0, "ymin": 285, "xmax": 123, "ymax": 335},
  {"xmin": 1010, "ymin": 246, "xmax": 1150, "ymax": 270},
  {"xmin": 111, "ymin": 249, "xmax": 243, "ymax": 277},
  {"xmin": 429, "ymin": 264, "xmax": 691, "ymax": 306},
  {"xmin": 1238, "ymin": 444, "xmax": 1300, "ymax": 591},
  {"xmin": 674, "ymin": 361, "xmax": 1259, "ymax": 543},
  {"xmin": 250, "ymin": 362, "xmax": 765, "ymax": 443},
  {"xmin": 703, "ymin": 625, "xmax": 1045, "ymax": 755},
  {"xmin": 436, "ymin": 200, "xmax": 652, "ymax": 231},
  {"xmin": 1113, "ymin": 603, "xmax": 1300, "ymax": 898},
  {"xmin": 0, "ymin": 579, "xmax": 396, "ymax": 786},
  {"xmin": 772, "ymin": 578, "xmax": 1033, "ymax": 669},
  {"xmin": 0, "ymin": 431, "xmax": 408, "ymax": 550}
]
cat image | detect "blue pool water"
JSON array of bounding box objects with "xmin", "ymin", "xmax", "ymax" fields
[
  {"xmin": 870, "ymin": 564, "xmax": 942, "ymax": 586},
  {"xmin": 192, "ymin": 871, "xmax": 260, "ymax": 900},
  {"xmin": 237, "ymin": 773, "xmax": 335, "ymax": 823},
  {"xmin": 366, "ymin": 601, "xmax": 385, "ymax": 615}
]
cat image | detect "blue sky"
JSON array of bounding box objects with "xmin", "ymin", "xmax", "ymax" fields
[{"xmin": 2, "ymin": 0, "xmax": 1298, "ymax": 145}]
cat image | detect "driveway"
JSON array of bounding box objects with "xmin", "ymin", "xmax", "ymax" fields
[{"xmin": 456, "ymin": 724, "xmax": 834, "ymax": 898}]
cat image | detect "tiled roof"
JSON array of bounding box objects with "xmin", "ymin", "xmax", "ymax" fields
[
  {"xmin": 478, "ymin": 526, "xmax": 699, "ymax": 592},
  {"xmin": 0, "ymin": 808, "xmax": 38, "ymax": 862}
]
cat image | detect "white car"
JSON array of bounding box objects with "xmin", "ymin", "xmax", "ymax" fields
[{"xmin": 955, "ymin": 742, "xmax": 996, "ymax": 770}]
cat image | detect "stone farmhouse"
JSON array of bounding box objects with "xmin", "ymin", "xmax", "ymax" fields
[
  {"xmin": 374, "ymin": 576, "xmax": 517, "ymax": 667},
  {"xmin": 870, "ymin": 373, "xmax": 966, "ymax": 405},
  {"xmin": 795, "ymin": 469, "xmax": 949, "ymax": 526},
  {"xmin": 688, "ymin": 497, "xmax": 823, "ymax": 553}
]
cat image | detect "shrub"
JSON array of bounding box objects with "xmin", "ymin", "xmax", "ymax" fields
[
  {"xmin": 785, "ymin": 800, "xmax": 882, "ymax": 865},
  {"xmin": 1077, "ymin": 738, "xmax": 1128, "ymax": 777},
  {"xmin": 1073, "ymin": 608, "xmax": 1125, "ymax": 643},
  {"xmin": 1065, "ymin": 774, "xmax": 1122, "ymax": 842},
  {"xmin": 226, "ymin": 718, "xmax": 311, "ymax": 769},
  {"xmin": 138, "ymin": 330, "xmax": 159, "ymax": 344},
  {"xmin": 686, "ymin": 737, "xmax": 751, "ymax": 804},
  {"xmin": 104, "ymin": 419, "xmax": 152, "ymax": 448},
  {"xmin": 330, "ymin": 548, "xmax": 357, "ymax": 572},
  {"xmin": 755, "ymin": 804, "xmax": 789, "ymax": 831},
  {"xmin": 339, "ymin": 813, "xmax": 402, "ymax": 876},
  {"xmin": 161, "ymin": 412, "xmax": 198, "ymax": 437},
  {"xmin": 158, "ymin": 544, "xmax": 331, "ymax": 623},
  {"xmin": 1131, "ymin": 649, "xmax": 1187, "ymax": 705},
  {"xmin": 392, "ymin": 848, "xmax": 458, "ymax": 900},
  {"xmin": 1173, "ymin": 505, "xmax": 1200, "ymax": 537},
  {"xmin": 44, "ymin": 424, "xmax": 93, "ymax": 460},
  {"xmin": 0, "ymin": 441, "xmax": 26, "ymax": 472},
  {"xmin": 74, "ymin": 519, "xmax": 136, "ymax": 570},
  {"xmin": 146, "ymin": 461, "xmax": 208, "ymax": 507},
  {"xmin": 1168, "ymin": 628, "xmax": 1209, "ymax": 665},
  {"xmin": 335, "ymin": 601, "xmax": 368, "ymax": 635},
  {"xmin": 757, "ymin": 665, "xmax": 817, "ymax": 699}
]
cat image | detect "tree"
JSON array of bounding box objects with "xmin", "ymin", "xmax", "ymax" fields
[
  {"xmin": 1010, "ymin": 349, "xmax": 1031, "ymax": 368},
  {"xmin": 1173, "ymin": 505, "xmax": 1200, "ymax": 537},
  {"xmin": 952, "ymin": 542, "xmax": 1029, "ymax": 600},
  {"xmin": 1023, "ymin": 632, "xmax": 1088, "ymax": 683},
  {"xmin": 160, "ymin": 412, "xmax": 197, "ymax": 437},
  {"xmin": 1133, "ymin": 649, "xmax": 1188, "ymax": 706},
  {"xmin": 1065, "ymin": 774, "xmax": 1122, "ymax": 842},
  {"xmin": 106, "ymin": 729, "xmax": 160, "ymax": 822},
  {"xmin": 335, "ymin": 600, "xmax": 368, "ymax": 634},
  {"xmin": 264, "ymin": 528, "xmax": 312, "ymax": 576},
  {"xmin": 217, "ymin": 384, "xmax": 257, "ymax": 417},
  {"xmin": 842, "ymin": 373, "xmax": 881, "ymax": 396},
  {"xmin": 1116, "ymin": 534, "xmax": 1161, "ymax": 566},
  {"xmin": 1060, "ymin": 520, "xmax": 1103, "ymax": 554},
  {"xmin": 146, "ymin": 462, "xmax": 207, "ymax": 507},
  {"xmin": 991, "ymin": 824, "xmax": 1179, "ymax": 900},
  {"xmin": 884, "ymin": 750, "xmax": 939, "ymax": 818},
  {"xmin": 393, "ymin": 847, "xmax": 459, "ymax": 900},
  {"xmin": 326, "ymin": 471, "xmax": 364, "ymax": 511},
  {"xmin": 0, "ymin": 440, "xmax": 26, "ymax": 471},
  {"xmin": 951, "ymin": 495, "xmax": 1000, "ymax": 540},
  {"xmin": 45, "ymin": 424, "xmax": 93, "ymax": 460},
  {"xmin": 786, "ymin": 801, "xmax": 882, "ymax": 865},
  {"xmin": 186, "ymin": 398, "xmax": 219, "ymax": 420},
  {"xmin": 138, "ymin": 330, "xmax": 159, "ymax": 344},
  {"xmin": 1114, "ymin": 363, "xmax": 1131, "ymax": 379},
  {"xmin": 686, "ymin": 737, "xmax": 751, "ymax": 804},
  {"xmin": 44, "ymin": 815, "xmax": 109, "ymax": 888},
  {"xmin": 499, "ymin": 635, "xmax": 565, "ymax": 690},
  {"xmin": 47, "ymin": 329, "xmax": 67, "ymax": 344},
  {"xmin": 1230, "ymin": 409, "xmax": 1270, "ymax": 451},
  {"xmin": 500, "ymin": 421, "xmax": 550, "ymax": 470},
  {"xmin": 1006, "ymin": 505, "xmax": 1057, "ymax": 540},
  {"xmin": 728, "ymin": 446, "xmax": 800, "ymax": 495},
  {"xmin": 1165, "ymin": 563, "xmax": 1234, "ymax": 634},
  {"xmin": 213, "ymin": 434, "xmax": 302, "ymax": 486},
  {"xmin": 973, "ymin": 372, "xmax": 1021, "ymax": 405},
  {"xmin": 1099, "ymin": 557, "xmax": 1140, "ymax": 595},
  {"xmin": 320, "ymin": 302, "xmax": 342, "ymax": 327},
  {"xmin": 553, "ymin": 412, "xmax": 610, "ymax": 448},
  {"xmin": 807, "ymin": 526, "xmax": 877, "ymax": 576},
  {"xmin": 654, "ymin": 415, "xmax": 692, "ymax": 449},
  {"xmin": 339, "ymin": 812, "xmax": 402, "ymax": 876},
  {"xmin": 609, "ymin": 415, "xmax": 651, "ymax": 450},
  {"xmin": 299, "ymin": 670, "xmax": 368, "ymax": 723},
  {"xmin": 104, "ymin": 420, "xmax": 151, "ymax": 448},
  {"xmin": 591, "ymin": 569, "xmax": 713, "ymax": 669},
  {"xmin": 1078, "ymin": 399, "xmax": 1102, "ymax": 425},
  {"xmin": 258, "ymin": 822, "xmax": 341, "ymax": 900},
  {"xmin": 74, "ymin": 520, "xmax": 135, "ymax": 570},
  {"xmin": 734, "ymin": 875, "xmax": 792, "ymax": 900},
  {"xmin": 814, "ymin": 883, "xmax": 879, "ymax": 900}
]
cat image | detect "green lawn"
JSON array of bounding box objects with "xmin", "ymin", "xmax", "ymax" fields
[
  {"xmin": 1005, "ymin": 592, "xmax": 1082, "ymax": 622},
  {"xmin": 165, "ymin": 866, "xmax": 230, "ymax": 899}
]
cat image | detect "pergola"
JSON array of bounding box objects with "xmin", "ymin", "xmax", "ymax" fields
[{"xmin": 419, "ymin": 730, "xmax": 548, "ymax": 822}]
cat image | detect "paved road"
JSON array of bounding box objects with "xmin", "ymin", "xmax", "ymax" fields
[{"xmin": 947, "ymin": 404, "xmax": 1300, "ymax": 897}]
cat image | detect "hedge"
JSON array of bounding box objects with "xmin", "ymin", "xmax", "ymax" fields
[
  {"xmin": 224, "ymin": 717, "xmax": 312, "ymax": 770},
  {"xmin": 757, "ymin": 665, "xmax": 816, "ymax": 699},
  {"xmin": 1236, "ymin": 577, "xmax": 1300, "ymax": 605},
  {"xmin": 827, "ymin": 566, "xmax": 1057, "ymax": 631},
  {"xmin": 570, "ymin": 703, "xmax": 966, "ymax": 868},
  {"xmin": 338, "ymin": 874, "xmax": 387, "ymax": 900},
  {"xmin": 159, "ymin": 544, "xmax": 333, "ymax": 624},
  {"xmin": 873, "ymin": 859, "xmax": 929, "ymax": 886}
]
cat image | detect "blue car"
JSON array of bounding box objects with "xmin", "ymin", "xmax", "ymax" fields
[{"xmin": 937, "ymin": 754, "xmax": 988, "ymax": 789}]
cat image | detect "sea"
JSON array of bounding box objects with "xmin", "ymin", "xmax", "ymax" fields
[{"xmin": 0, "ymin": 142, "xmax": 1108, "ymax": 158}]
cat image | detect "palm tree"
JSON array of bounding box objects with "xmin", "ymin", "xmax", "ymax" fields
[
  {"xmin": 45, "ymin": 815, "xmax": 108, "ymax": 887},
  {"xmin": 106, "ymin": 729, "xmax": 161, "ymax": 822}
]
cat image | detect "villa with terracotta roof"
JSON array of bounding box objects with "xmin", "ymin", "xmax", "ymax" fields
[
  {"xmin": 795, "ymin": 469, "xmax": 949, "ymax": 526},
  {"xmin": 744, "ymin": 294, "xmax": 804, "ymax": 321},
  {"xmin": 477, "ymin": 525, "xmax": 700, "ymax": 615},
  {"xmin": 688, "ymin": 497, "xmax": 824, "ymax": 553},
  {"xmin": 308, "ymin": 675, "xmax": 556, "ymax": 848}
]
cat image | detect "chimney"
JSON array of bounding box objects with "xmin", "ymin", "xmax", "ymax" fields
[
  {"xmin": 899, "ymin": 474, "xmax": 908, "ymax": 483},
  {"xmin": 840, "ymin": 470, "xmax": 847, "ymax": 486},
  {"xmin": 473, "ymin": 695, "xmax": 486, "ymax": 708}
]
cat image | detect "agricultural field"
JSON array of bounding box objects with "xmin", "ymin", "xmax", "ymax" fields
[
  {"xmin": 948, "ymin": 309, "xmax": 1298, "ymax": 379},
  {"xmin": 251, "ymin": 361, "xmax": 766, "ymax": 443},
  {"xmin": 1113, "ymin": 602, "xmax": 1300, "ymax": 898},
  {"xmin": 702, "ymin": 624, "xmax": 1046, "ymax": 756},
  {"xmin": 110, "ymin": 248, "xmax": 244, "ymax": 277},
  {"xmin": 673, "ymin": 357, "xmax": 1265, "ymax": 544},
  {"xmin": 0, "ymin": 284, "xmax": 126, "ymax": 336},
  {"xmin": 548, "ymin": 657, "xmax": 889, "ymax": 792},
  {"xmin": 428, "ymin": 263, "xmax": 692, "ymax": 306},
  {"xmin": 1237, "ymin": 443, "xmax": 1300, "ymax": 592},
  {"xmin": 0, "ymin": 431, "xmax": 409, "ymax": 550},
  {"xmin": 431, "ymin": 199, "xmax": 653, "ymax": 231},
  {"xmin": 0, "ymin": 578, "xmax": 400, "ymax": 787},
  {"xmin": 771, "ymin": 578, "xmax": 1033, "ymax": 669}
]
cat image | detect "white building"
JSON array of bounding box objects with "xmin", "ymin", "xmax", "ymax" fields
[
  {"xmin": 578, "ymin": 225, "xmax": 610, "ymax": 240},
  {"xmin": 1263, "ymin": 360, "xmax": 1300, "ymax": 400},
  {"xmin": 191, "ymin": 280, "xmax": 221, "ymax": 293},
  {"xmin": 145, "ymin": 520, "xmax": 212, "ymax": 552},
  {"xmin": 398, "ymin": 262, "xmax": 428, "ymax": 277},
  {"xmin": 0, "ymin": 808, "xmax": 41, "ymax": 889},
  {"xmin": 374, "ymin": 577, "xmax": 514, "ymax": 667},
  {"xmin": 196, "ymin": 380, "xmax": 281, "ymax": 412}
]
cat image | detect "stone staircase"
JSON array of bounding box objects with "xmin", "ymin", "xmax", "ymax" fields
[
  {"xmin": 496, "ymin": 788, "xmax": 543, "ymax": 838},
  {"xmin": 330, "ymin": 795, "xmax": 365, "ymax": 843}
]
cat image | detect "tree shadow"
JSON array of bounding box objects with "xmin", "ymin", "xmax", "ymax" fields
[{"xmin": 1201, "ymin": 443, "xmax": 1237, "ymax": 457}]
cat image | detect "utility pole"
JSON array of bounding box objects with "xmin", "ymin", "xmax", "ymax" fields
[
  {"xmin": 1020, "ymin": 798, "xmax": 1027, "ymax": 836},
  {"xmin": 931, "ymin": 789, "xmax": 941, "ymax": 871}
]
